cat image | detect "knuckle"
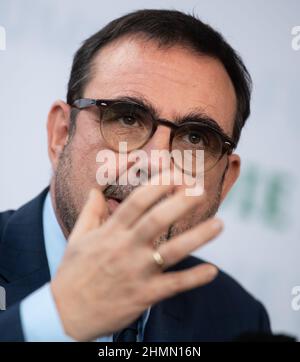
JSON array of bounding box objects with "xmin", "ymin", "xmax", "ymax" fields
[
  {"xmin": 128, "ymin": 195, "xmax": 145, "ymax": 212},
  {"xmin": 146, "ymin": 213, "xmax": 164, "ymax": 228},
  {"xmin": 166, "ymin": 245, "xmax": 181, "ymax": 262}
]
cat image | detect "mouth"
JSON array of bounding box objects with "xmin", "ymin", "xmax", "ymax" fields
[{"xmin": 106, "ymin": 196, "xmax": 123, "ymax": 214}]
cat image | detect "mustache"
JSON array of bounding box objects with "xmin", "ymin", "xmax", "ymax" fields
[
  {"xmin": 102, "ymin": 163, "xmax": 147, "ymax": 201},
  {"xmin": 103, "ymin": 182, "xmax": 172, "ymax": 213},
  {"xmin": 102, "ymin": 168, "xmax": 175, "ymax": 204},
  {"xmin": 103, "ymin": 183, "xmax": 137, "ymax": 202}
]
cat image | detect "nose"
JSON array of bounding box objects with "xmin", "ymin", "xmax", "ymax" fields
[{"xmin": 137, "ymin": 125, "xmax": 172, "ymax": 179}]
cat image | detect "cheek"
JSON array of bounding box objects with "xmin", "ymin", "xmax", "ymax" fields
[
  {"xmin": 204, "ymin": 172, "xmax": 220, "ymax": 195},
  {"xmin": 70, "ymin": 126, "xmax": 109, "ymax": 189},
  {"xmin": 172, "ymin": 154, "xmax": 227, "ymax": 196},
  {"xmin": 171, "ymin": 166, "xmax": 225, "ymax": 230},
  {"xmin": 203, "ymin": 157, "xmax": 227, "ymax": 194},
  {"xmin": 95, "ymin": 150, "xmax": 131, "ymax": 187},
  {"xmin": 171, "ymin": 201, "xmax": 210, "ymax": 234}
]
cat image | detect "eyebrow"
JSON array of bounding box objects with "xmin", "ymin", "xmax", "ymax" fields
[{"xmin": 110, "ymin": 94, "xmax": 229, "ymax": 137}]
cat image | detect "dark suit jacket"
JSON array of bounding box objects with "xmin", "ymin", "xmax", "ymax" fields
[{"xmin": 0, "ymin": 189, "xmax": 271, "ymax": 341}]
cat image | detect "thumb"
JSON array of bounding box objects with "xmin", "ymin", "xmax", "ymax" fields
[{"xmin": 69, "ymin": 188, "xmax": 108, "ymax": 245}]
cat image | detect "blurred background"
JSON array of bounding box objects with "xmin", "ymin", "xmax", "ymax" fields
[{"xmin": 0, "ymin": 0, "xmax": 299, "ymax": 339}]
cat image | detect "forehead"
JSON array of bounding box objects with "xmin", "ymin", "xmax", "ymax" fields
[{"xmin": 85, "ymin": 37, "xmax": 237, "ymax": 135}]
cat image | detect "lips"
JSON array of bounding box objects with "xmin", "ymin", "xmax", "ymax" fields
[{"xmin": 106, "ymin": 197, "xmax": 122, "ymax": 214}]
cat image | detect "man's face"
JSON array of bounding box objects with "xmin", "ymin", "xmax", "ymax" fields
[{"xmin": 49, "ymin": 37, "xmax": 240, "ymax": 243}]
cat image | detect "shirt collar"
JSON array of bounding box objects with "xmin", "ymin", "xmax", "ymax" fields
[{"xmin": 42, "ymin": 192, "xmax": 67, "ymax": 278}]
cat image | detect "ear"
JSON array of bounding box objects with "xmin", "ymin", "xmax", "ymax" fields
[
  {"xmin": 47, "ymin": 100, "xmax": 71, "ymax": 171},
  {"xmin": 220, "ymin": 153, "xmax": 241, "ymax": 203}
]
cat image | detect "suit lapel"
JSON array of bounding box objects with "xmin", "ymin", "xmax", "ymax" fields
[
  {"xmin": 143, "ymin": 257, "xmax": 194, "ymax": 342},
  {"xmin": 0, "ymin": 188, "xmax": 51, "ymax": 306}
]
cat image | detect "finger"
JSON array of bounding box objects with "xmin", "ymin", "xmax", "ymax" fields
[
  {"xmin": 69, "ymin": 188, "xmax": 108, "ymax": 245},
  {"xmin": 154, "ymin": 217, "xmax": 223, "ymax": 270},
  {"xmin": 131, "ymin": 189, "xmax": 207, "ymax": 244},
  {"xmin": 109, "ymin": 171, "xmax": 176, "ymax": 228},
  {"xmin": 146, "ymin": 263, "xmax": 218, "ymax": 304}
]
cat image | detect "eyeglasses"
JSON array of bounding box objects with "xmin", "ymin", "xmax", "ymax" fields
[{"xmin": 71, "ymin": 98, "xmax": 236, "ymax": 174}]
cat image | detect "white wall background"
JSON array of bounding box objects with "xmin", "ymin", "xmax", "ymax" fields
[{"xmin": 0, "ymin": 0, "xmax": 299, "ymax": 339}]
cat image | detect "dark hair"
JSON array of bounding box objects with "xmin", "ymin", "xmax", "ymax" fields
[{"xmin": 67, "ymin": 9, "xmax": 252, "ymax": 145}]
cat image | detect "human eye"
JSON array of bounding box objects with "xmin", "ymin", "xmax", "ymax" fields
[
  {"xmin": 118, "ymin": 114, "xmax": 142, "ymax": 127},
  {"xmin": 182, "ymin": 130, "xmax": 206, "ymax": 147}
]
